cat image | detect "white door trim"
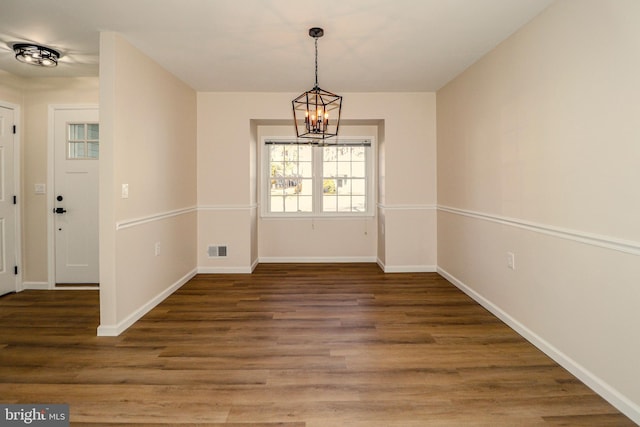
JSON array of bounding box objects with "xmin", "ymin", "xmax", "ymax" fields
[
  {"xmin": 47, "ymin": 104, "xmax": 99, "ymax": 290},
  {"xmin": 0, "ymin": 100, "xmax": 22, "ymax": 293}
]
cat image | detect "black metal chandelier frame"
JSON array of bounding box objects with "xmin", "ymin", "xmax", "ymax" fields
[
  {"xmin": 13, "ymin": 43, "xmax": 60, "ymax": 67},
  {"xmin": 292, "ymin": 27, "xmax": 342, "ymax": 142}
]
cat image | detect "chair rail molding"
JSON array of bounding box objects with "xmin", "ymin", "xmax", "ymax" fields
[{"xmin": 438, "ymin": 205, "xmax": 640, "ymax": 256}]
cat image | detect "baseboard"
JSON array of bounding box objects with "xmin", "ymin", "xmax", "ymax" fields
[
  {"xmin": 259, "ymin": 256, "xmax": 377, "ymax": 263},
  {"xmin": 97, "ymin": 268, "xmax": 197, "ymax": 337},
  {"xmin": 437, "ymin": 267, "xmax": 640, "ymax": 425},
  {"xmin": 377, "ymin": 259, "xmax": 438, "ymax": 273},
  {"xmin": 198, "ymin": 266, "xmax": 254, "ymax": 274},
  {"xmin": 22, "ymin": 282, "xmax": 49, "ymax": 290},
  {"xmin": 199, "ymin": 258, "xmax": 431, "ymax": 272},
  {"xmin": 382, "ymin": 264, "xmax": 437, "ymax": 273}
]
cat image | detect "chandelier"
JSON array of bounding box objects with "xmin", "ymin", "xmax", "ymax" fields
[
  {"xmin": 13, "ymin": 43, "xmax": 60, "ymax": 67},
  {"xmin": 292, "ymin": 28, "xmax": 342, "ymax": 141}
]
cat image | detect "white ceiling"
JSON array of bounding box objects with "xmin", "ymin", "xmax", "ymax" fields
[{"xmin": 0, "ymin": 0, "xmax": 554, "ymax": 92}]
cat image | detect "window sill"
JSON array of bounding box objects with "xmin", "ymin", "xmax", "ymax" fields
[{"xmin": 261, "ymin": 213, "xmax": 375, "ymax": 220}]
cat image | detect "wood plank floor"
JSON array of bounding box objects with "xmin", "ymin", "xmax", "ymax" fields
[{"xmin": 0, "ymin": 264, "xmax": 634, "ymax": 426}]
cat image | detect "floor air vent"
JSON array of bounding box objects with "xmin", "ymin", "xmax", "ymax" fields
[{"xmin": 208, "ymin": 245, "xmax": 228, "ymax": 258}]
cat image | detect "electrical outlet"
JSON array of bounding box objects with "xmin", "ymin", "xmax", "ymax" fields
[
  {"xmin": 507, "ymin": 252, "xmax": 515, "ymax": 270},
  {"xmin": 154, "ymin": 242, "xmax": 161, "ymax": 256},
  {"xmin": 121, "ymin": 183, "xmax": 129, "ymax": 199}
]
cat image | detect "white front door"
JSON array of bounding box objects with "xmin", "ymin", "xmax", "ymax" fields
[
  {"xmin": 54, "ymin": 108, "xmax": 99, "ymax": 285},
  {"xmin": 0, "ymin": 106, "xmax": 17, "ymax": 296}
]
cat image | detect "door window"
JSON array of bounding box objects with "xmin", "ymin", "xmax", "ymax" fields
[{"xmin": 67, "ymin": 123, "xmax": 99, "ymax": 159}]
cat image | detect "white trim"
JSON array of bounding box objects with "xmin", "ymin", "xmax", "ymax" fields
[
  {"xmin": 198, "ymin": 266, "xmax": 254, "ymax": 274},
  {"xmin": 261, "ymin": 215, "xmax": 376, "ymax": 221},
  {"xmin": 383, "ymin": 264, "xmax": 438, "ymax": 273},
  {"xmin": 22, "ymin": 281, "xmax": 99, "ymax": 291},
  {"xmin": 198, "ymin": 204, "xmax": 258, "ymax": 211},
  {"xmin": 377, "ymin": 258, "xmax": 437, "ymax": 274},
  {"xmin": 21, "ymin": 282, "xmax": 49, "ymax": 290},
  {"xmin": 47, "ymin": 105, "xmax": 100, "ymax": 289},
  {"xmin": 97, "ymin": 268, "xmax": 197, "ymax": 336},
  {"xmin": 438, "ymin": 205, "xmax": 640, "ymax": 256},
  {"xmin": 378, "ymin": 204, "xmax": 437, "ymax": 211},
  {"xmin": 199, "ymin": 259, "xmax": 380, "ymax": 274},
  {"xmin": 259, "ymin": 256, "xmax": 377, "ymax": 264},
  {"xmin": 437, "ymin": 267, "xmax": 640, "ymax": 425},
  {"xmin": 116, "ymin": 206, "xmax": 197, "ymax": 230}
]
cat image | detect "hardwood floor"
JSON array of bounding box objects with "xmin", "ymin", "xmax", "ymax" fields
[{"xmin": 0, "ymin": 264, "xmax": 634, "ymax": 426}]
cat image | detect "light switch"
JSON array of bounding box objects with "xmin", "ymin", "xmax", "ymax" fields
[
  {"xmin": 34, "ymin": 184, "xmax": 46, "ymax": 194},
  {"xmin": 507, "ymin": 252, "xmax": 516, "ymax": 270}
]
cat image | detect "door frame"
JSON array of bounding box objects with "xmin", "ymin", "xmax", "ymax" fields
[
  {"xmin": 47, "ymin": 104, "xmax": 99, "ymax": 290},
  {"xmin": 0, "ymin": 100, "xmax": 22, "ymax": 293}
]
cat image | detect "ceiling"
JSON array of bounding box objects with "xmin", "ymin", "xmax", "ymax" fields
[{"xmin": 0, "ymin": 0, "xmax": 553, "ymax": 92}]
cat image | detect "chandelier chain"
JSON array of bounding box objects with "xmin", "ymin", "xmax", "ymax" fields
[{"xmin": 314, "ymin": 37, "xmax": 319, "ymax": 88}]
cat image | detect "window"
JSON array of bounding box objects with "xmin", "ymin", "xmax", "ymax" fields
[
  {"xmin": 263, "ymin": 139, "xmax": 373, "ymax": 216},
  {"xmin": 67, "ymin": 123, "xmax": 99, "ymax": 159}
]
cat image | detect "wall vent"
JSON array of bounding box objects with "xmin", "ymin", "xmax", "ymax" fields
[{"xmin": 208, "ymin": 245, "xmax": 228, "ymax": 258}]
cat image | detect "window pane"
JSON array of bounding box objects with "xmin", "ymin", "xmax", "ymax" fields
[
  {"xmin": 284, "ymin": 147, "xmax": 298, "ymax": 162},
  {"xmin": 69, "ymin": 124, "xmax": 85, "ymax": 141},
  {"xmin": 268, "ymin": 145, "xmax": 314, "ymax": 214},
  {"xmin": 297, "ymin": 196, "xmax": 313, "ymax": 212},
  {"xmin": 298, "ymin": 161, "xmax": 312, "ymax": 178},
  {"xmin": 299, "ymin": 146, "xmax": 312, "ymax": 161},
  {"xmin": 337, "ymin": 147, "xmax": 351, "ymax": 161},
  {"xmin": 323, "ymin": 146, "xmax": 337, "ymax": 162},
  {"xmin": 352, "ymin": 179, "xmax": 366, "ymax": 195},
  {"xmin": 351, "ymin": 161, "xmax": 366, "ymax": 177},
  {"xmin": 87, "ymin": 124, "xmax": 99, "ymax": 140},
  {"xmin": 87, "ymin": 142, "xmax": 99, "ymax": 159},
  {"xmin": 324, "ymin": 162, "xmax": 337, "ymax": 177},
  {"xmin": 351, "ymin": 147, "xmax": 365, "ymax": 159},
  {"xmin": 68, "ymin": 142, "xmax": 85, "ymax": 159},
  {"xmin": 285, "ymin": 195, "xmax": 312, "ymax": 213},
  {"xmin": 337, "ymin": 162, "xmax": 351, "ymax": 176},
  {"xmin": 270, "ymin": 196, "xmax": 284, "ymax": 212},
  {"xmin": 352, "ymin": 196, "xmax": 366, "ymax": 212},
  {"xmin": 323, "ymin": 178, "xmax": 336, "ymax": 194},
  {"xmin": 67, "ymin": 122, "xmax": 99, "ymax": 159},
  {"xmin": 323, "ymin": 195, "xmax": 337, "ymax": 212},
  {"xmin": 270, "ymin": 146, "xmax": 284, "ymax": 161},
  {"xmin": 337, "ymin": 196, "xmax": 352, "ymax": 212},
  {"xmin": 299, "ymin": 178, "xmax": 313, "ymax": 196},
  {"xmin": 337, "ymin": 179, "xmax": 351, "ymax": 195}
]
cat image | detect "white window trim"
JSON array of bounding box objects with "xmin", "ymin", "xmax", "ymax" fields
[{"xmin": 261, "ymin": 136, "xmax": 375, "ymax": 218}]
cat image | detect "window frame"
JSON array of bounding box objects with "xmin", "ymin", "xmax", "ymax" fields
[
  {"xmin": 66, "ymin": 122, "xmax": 99, "ymax": 160},
  {"xmin": 261, "ymin": 137, "xmax": 375, "ymax": 218}
]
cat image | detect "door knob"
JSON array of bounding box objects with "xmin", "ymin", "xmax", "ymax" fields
[{"xmin": 54, "ymin": 207, "xmax": 67, "ymax": 214}]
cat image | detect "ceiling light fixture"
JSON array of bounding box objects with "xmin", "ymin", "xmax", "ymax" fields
[
  {"xmin": 13, "ymin": 43, "xmax": 60, "ymax": 67},
  {"xmin": 292, "ymin": 27, "xmax": 342, "ymax": 141}
]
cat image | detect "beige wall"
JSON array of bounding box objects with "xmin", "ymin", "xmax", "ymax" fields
[
  {"xmin": 197, "ymin": 92, "xmax": 437, "ymax": 272},
  {"xmin": 0, "ymin": 74, "xmax": 100, "ymax": 283},
  {"xmin": 0, "ymin": 71, "xmax": 25, "ymax": 104},
  {"xmin": 99, "ymin": 33, "xmax": 197, "ymax": 334},
  {"xmin": 437, "ymin": 0, "xmax": 640, "ymax": 421}
]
